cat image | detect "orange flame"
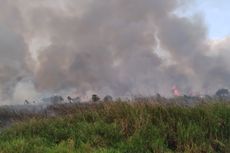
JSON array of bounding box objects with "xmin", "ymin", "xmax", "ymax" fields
[{"xmin": 172, "ymin": 85, "xmax": 180, "ymax": 96}]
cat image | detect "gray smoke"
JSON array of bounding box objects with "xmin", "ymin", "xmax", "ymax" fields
[
  {"xmin": 0, "ymin": 23, "xmax": 28, "ymax": 101},
  {"xmin": 0, "ymin": 0, "xmax": 229, "ymax": 103}
]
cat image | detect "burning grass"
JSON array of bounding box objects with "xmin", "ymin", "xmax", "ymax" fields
[{"xmin": 0, "ymin": 100, "xmax": 229, "ymax": 153}]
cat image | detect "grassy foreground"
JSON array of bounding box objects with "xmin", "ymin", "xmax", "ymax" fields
[{"xmin": 0, "ymin": 101, "xmax": 229, "ymax": 153}]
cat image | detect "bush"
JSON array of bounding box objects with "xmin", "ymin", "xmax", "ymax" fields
[{"xmin": 0, "ymin": 101, "xmax": 229, "ymax": 152}]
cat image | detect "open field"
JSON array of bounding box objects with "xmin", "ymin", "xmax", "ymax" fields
[{"xmin": 0, "ymin": 100, "xmax": 229, "ymax": 153}]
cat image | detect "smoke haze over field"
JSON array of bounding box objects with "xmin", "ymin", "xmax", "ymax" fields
[{"xmin": 0, "ymin": 0, "xmax": 230, "ymax": 104}]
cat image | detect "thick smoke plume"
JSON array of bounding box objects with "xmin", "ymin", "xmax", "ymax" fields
[{"xmin": 0, "ymin": 0, "xmax": 229, "ymax": 104}]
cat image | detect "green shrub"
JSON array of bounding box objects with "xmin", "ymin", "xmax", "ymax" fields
[{"xmin": 0, "ymin": 101, "xmax": 229, "ymax": 152}]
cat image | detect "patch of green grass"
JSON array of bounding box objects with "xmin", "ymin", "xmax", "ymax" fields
[{"xmin": 0, "ymin": 101, "xmax": 229, "ymax": 153}]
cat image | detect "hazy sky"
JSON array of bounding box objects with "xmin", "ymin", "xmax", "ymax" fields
[{"xmin": 188, "ymin": 0, "xmax": 230, "ymax": 38}]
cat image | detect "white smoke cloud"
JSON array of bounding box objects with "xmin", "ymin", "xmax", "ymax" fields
[
  {"xmin": 12, "ymin": 80, "xmax": 38, "ymax": 103},
  {"xmin": 0, "ymin": 0, "xmax": 230, "ymax": 104}
]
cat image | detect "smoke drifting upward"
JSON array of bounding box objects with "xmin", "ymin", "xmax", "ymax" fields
[
  {"xmin": 0, "ymin": 23, "xmax": 28, "ymax": 102},
  {"xmin": 0, "ymin": 0, "xmax": 230, "ymax": 103}
]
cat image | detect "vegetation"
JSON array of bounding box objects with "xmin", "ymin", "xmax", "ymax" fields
[{"xmin": 0, "ymin": 100, "xmax": 229, "ymax": 153}]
